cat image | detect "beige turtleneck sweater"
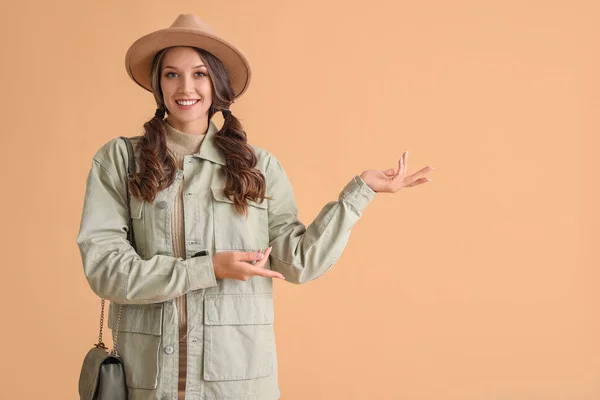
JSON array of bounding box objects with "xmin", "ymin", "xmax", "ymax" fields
[{"xmin": 164, "ymin": 121, "xmax": 206, "ymax": 341}]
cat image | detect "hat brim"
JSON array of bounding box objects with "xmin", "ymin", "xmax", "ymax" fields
[{"xmin": 125, "ymin": 27, "xmax": 252, "ymax": 99}]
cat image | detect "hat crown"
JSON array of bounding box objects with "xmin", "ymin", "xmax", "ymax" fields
[{"xmin": 170, "ymin": 14, "xmax": 216, "ymax": 34}]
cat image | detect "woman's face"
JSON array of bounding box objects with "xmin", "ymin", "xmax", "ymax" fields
[{"xmin": 160, "ymin": 46, "xmax": 213, "ymax": 132}]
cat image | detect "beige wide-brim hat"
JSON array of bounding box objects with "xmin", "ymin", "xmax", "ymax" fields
[{"xmin": 125, "ymin": 14, "xmax": 252, "ymax": 99}]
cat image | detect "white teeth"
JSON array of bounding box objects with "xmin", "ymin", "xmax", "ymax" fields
[{"xmin": 176, "ymin": 100, "xmax": 198, "ymax": 106}]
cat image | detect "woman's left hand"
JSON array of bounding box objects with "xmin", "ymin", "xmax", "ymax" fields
[{"xmin": 360, "ymin": 151, "xmax": 434, "ymax": 193}]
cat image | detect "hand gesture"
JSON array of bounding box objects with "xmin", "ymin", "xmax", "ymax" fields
[
  {"xmin": 212, "ymin": 247, "xmax": 285, "ymax": 281},
  {"xmin": 360, "ymin": 151, "xmax": 434, "ymax": 193}
]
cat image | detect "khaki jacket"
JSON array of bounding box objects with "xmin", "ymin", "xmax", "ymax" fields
[{"xmin": 77, "ymin": 121, "xmax": 376, "ymax": 400}]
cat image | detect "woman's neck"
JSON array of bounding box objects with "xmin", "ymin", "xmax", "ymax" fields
[
  {"xmin": 165, "ymin": 117, "xmax": 208, "ymax": 135},
  {"xmin": 164, "ymin": 121, "xmax": 206, "ymax": 156}
]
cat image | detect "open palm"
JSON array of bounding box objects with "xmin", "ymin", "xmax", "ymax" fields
[{"xmin": 360, "ymin": 151, "xmax": 434, "ymax": 193}]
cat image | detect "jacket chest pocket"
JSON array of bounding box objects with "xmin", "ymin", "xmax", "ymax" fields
[
  {"xmin": 203, "ymin": 294, "xmax": 275, "ymax": 382},
  {"xmin": 129, "ymin": 197, "xmax": 148, "ymax": 258},
  {"xmin": 210, "ymin": 187, "xmax": 269, "ymax": 251},
  {"xmin": 108, "ymin": 303, "xmax": 164, "ymax": 390}
]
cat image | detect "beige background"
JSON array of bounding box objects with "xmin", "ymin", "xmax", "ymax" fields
[{"xmin": 0, "ymin": 0, "xmax": 598, "ymax": 399}]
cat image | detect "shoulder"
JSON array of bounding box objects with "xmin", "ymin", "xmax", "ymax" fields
[
  {"xmin": 249, "ymin": 144, "xmax": 285, "ymax": 175},
  {"xmin": 249, "ymin": 144, "xmax": 292, "ymax": 187},
  {"xmin": 91, "ymin": 135, "xmax": 143, "ymax": 171}
]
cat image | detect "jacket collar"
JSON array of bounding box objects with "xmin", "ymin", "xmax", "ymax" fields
[
  {"xmin": 196, "ymin": 119, "xmax": 226, "ymax": 165},
  {"xmin": 164, "ymin": 119, "xmax": 226, "ymax": 166}
]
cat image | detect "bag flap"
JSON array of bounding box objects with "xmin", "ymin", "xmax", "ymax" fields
[{"xmin": 78, "ymin": 346, "xmax": 117, "ymax": 400}]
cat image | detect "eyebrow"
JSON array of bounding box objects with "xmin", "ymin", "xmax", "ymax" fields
[{"xmin": 163, "ymin": 64, "xmax": 206, "ymax": 70}]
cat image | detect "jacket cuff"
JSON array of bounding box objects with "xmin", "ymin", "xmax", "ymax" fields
[
  {"xmin": 339, "ymin": 175, "xmax": 377, "ymax": 212},
  {"xmin": 185, "ymin": 253, "xmax": 217, "ymax": 289}
]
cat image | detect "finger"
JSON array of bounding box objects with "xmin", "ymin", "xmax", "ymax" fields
[
  {"xmin": 383, "ymin": 168, "xmax": 397, "ymax": 177},
  {"xmin": 409, "ymin": 165, "xmax": 434, "ymax": 181},
  {"xmin": 406, "ymin": 177, "xmax": 432, "ymax": 187},
  {"xmin": 236, "ymin": 250, "xmax": 264, "ymax": 263},
  {"xmin": 398, "ymin": 156, "xmax": 403, "ymax": 177},
  {"xmin": 254, "ymin": 246, "xmax": 273, "ymax": 268},
  {"xmin": 249, "ymin": 265, "xmax": 285, "ymax": 280},
  {"xmin": 398, "ymin": 152, "xmax": 407, "ymax": 177},
  {"xmin": 250, "ymin": 248, "xmax": 262, "ymax": 265}
]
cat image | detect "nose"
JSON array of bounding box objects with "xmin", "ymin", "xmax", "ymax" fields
[{"xmin": 179, "ymin": 75, "xmax": 195, "ymax": 95}]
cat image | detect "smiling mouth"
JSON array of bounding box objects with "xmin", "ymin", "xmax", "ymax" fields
[{"xmin": 176, "ymin": 99, "xmax": 199, "ymax": 106}]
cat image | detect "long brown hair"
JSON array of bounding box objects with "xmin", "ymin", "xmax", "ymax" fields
[{"xmin": 128, "ymin": 46, "xmax": 268, "ymax": 216}]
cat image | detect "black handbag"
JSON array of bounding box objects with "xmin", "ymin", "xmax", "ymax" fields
[{"xmin": 78, "ymin": 137, "xmax": 137, "ymax": 400}]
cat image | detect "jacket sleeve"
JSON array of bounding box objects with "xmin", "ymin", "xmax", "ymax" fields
[
  {"xmin": 76, "ymin": 138, "xmax": 217, "ymax": 305},
  {"xmin": 265, "ymin": 155, "xmax": 376, "ymax": 284}
]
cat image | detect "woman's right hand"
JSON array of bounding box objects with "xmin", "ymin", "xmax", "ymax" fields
[{"xmin": 212, "ymin": 247, "xmax": 285, "ymax": 281}]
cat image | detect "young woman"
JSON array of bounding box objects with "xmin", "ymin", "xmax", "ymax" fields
[{"xmin": 77, "ymin": 14, "xmax": 434, "ymax": 400}]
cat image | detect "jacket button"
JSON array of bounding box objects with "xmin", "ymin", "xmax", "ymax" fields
[
  {"xmin": 164, "ymin": 345, "xmax": 174, "ymax": 355},
  {"xmin": 156, "ymin": 201, "xmax": 167, "ymax": 209}
]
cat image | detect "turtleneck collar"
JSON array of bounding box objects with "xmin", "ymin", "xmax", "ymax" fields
[
  {"xmin": 164, "ymin": 121, "xmax": 209, "ymax": 156},
  {"xmin": 161, "ymin": 119, "xmax": 226, "ymax": 165}
]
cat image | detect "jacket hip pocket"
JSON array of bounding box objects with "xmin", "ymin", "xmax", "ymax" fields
[
  {"xmin": 203, "ymin": 294, "xmax": 275, "ymax": 381},
  {"xmin": 108, "ymin": 302, "xmax": 163, "ymax": 389}
]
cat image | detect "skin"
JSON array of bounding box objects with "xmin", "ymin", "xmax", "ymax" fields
[
  {"xmin": 160, "ymin": 47, "xmax": 213, "ymax": 134},
  {"xmin": 158, "ymin": 47, "xmax": 435, "ymax": 282},
  {"xmin": 360, "ymin": 151, "xmax": 434, "ymax": 193}
]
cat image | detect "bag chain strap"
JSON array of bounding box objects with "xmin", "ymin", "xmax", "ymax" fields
[{"xmin": 95, "ymin": 137, "xmax": 137, "ymax": 358}]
